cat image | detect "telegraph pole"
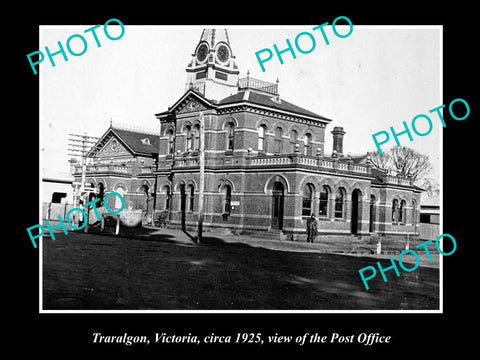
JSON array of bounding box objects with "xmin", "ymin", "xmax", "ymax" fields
[
  {"xmin": 67, "ymin": 132, "xmax": 99, "ymax": 224},
  {"xmin": 197, "ymin": 112, "xmax": 205, "ymax": 244}
]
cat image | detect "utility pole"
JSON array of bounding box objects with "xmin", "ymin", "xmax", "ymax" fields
[
  {"xmin": 67, "ymin": 132, "xmax": 99, "ymax": 225},
  {"xmin": 197, "ymin": 112, "xmax": 205, "ymax": 244}
]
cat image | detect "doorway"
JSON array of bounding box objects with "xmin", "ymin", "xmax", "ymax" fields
[
  {"xmin": 271, "ymin": 181, "xmax": 284, "ymax": 230},
  {"xmin": 351, "ymin": 189, "xmax": 362, "ymax": 235}
]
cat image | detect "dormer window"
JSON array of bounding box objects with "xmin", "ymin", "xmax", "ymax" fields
[
  {"xmin": 141, "ymin": 138, "xmax": 151, "ymax": 145},
  {"xmin": 270, "ymin": 95, "xmax": 281, "ymax": 104}
]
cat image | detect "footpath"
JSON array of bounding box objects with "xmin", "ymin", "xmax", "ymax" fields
[
  {"xmin": 83, "ymin": 223, "xmax": 436, "ymax": 252},
  {"xmin": 43, "ymin": 220, "xmax": 440, "ymax": 268}
]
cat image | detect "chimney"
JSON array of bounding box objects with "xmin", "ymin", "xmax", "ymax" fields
[{"xmin": 331, "ymin": 126, "xmax": 346, "ymax": 157}]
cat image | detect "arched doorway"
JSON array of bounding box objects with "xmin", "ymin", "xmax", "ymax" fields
[
  {"xmin": 271, "ymin": 181, "xmax": 284, "ymax": 230},
  {"xmin": 351, "ymin": 189, "xmax": 362, "ymax": 235}
]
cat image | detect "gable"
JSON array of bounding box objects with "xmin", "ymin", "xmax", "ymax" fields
[
  {"xmin": 166, "ymin": 90, "xmax": 214, "ymax": 115},
  {"xmin": 95, "ymin": 136, "xmax": 131, "ymax": 158},
  {"xmin": 87, "ymin": 127, "xmax": 159, "ymax": 158},
  {"xmin": 176, "ymin": 97, "xmax": 208, "ymax": 114}
]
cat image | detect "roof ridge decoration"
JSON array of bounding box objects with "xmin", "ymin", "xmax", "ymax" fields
[{"xmin": 111, "ymin": 121, "xmax": 159, "ymax": 136}]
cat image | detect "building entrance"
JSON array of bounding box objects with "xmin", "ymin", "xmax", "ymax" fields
[
  {"xmin": 351, "ymin": 189, "xmax": 362, "ymax": 235},
  {"xmin": 271, "ymin": 181, "xmax": 284, "ymax": 230}
]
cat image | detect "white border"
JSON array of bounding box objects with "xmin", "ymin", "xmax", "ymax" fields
[{"xmin": 39, "ymin": 24, "xmax": 443, "ymax": 314}]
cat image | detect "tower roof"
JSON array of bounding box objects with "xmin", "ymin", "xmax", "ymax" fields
[{"xmin": 199, "ymin": 29, "xmax": 230, "ymax": 47}]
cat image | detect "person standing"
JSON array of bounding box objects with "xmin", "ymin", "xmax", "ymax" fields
[{"xmin": 306, "ymin": 214, "xmax": 318, "ymax": 243}]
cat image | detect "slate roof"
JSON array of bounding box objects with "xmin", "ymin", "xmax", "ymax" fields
[
  {"xmin": 218, "ymin": 90, "xmax": 332, "ymax": 122},
  {"xmin": 110, "ymin": 128, "xmax": 159, "ymax": 155},
  {"xmin": 88, "ymin": 127, "xmax": 159, "ymax": 157}
]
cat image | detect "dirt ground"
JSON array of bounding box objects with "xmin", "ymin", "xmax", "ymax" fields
[{"xmin": 42, "ymin": 229, "xmax": 440, "ymax": 311}]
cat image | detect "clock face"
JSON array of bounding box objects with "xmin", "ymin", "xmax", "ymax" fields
[
  {"xmin": 196, "ymin": 43, "xmax": 208, "ymax": 62},
  {"xmin": 216, "ymin": 44, "xmax": 230, "ymax": 63}
]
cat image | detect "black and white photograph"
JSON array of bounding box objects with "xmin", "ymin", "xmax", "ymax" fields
[
  {"xmin": 39, "ymin": 24, "xmax": 442, "ymax": 312},
  {"xmin": 14, "ymin": 4, "xmax": 476, "ymax": 356}
]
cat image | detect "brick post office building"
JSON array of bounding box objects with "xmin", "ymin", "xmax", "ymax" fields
[
  {"xmin": 77, "ymin": 29, "xmax": 422, "ymax": 240},
  {"xmin": 154, "ymin": 29, "xmax": 422, "ymax": 240}
]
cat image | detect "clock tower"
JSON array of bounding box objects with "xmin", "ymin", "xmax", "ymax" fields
[{"xmin": 185, "ymin": 29, "xmax": 240, "ymax": 100}]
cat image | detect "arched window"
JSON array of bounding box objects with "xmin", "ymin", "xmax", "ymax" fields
[
  {"xmin": 193, "ymin": 124, "xmax": 200, "ymax": 151},
  {"xmin": 141, "ymin": 184, "xmax": 150, "ymax": 212},
  {"xmin": 290, "ymin": 129, "xmax": 298, "ymax": 152},
  {"xmin": 185, "ymin": 125, "xmax": 193, "ymax": 151},
  {"xmin": 167, "ymin": 128, "xmax": 175, "ymax": 154},
  {"xmin": 319, "ymin": 185, "xmax": 330, "ymax": 217},
  {"xmin": 115, "ymin": 187, "xmax": 125, "ymax": 210},
  {"xmin": 392, "ymin": 199, "xmax": 399, "ymax": 223},
  {"xmin": 164, "ymin": 185, "xmax": 171, "ymax": 210},
  {"xmin": 399, "ymin": 200, "xmax": 407, "ymax": 224},
  {"xmin": 302, "ymin": 184, "xmax": 314, "ymax": 217},
  {"xmin": 335, "ymin": 188, "xmax": 346, "ymax": 219},
  {"xmin": 274, "ymin": 127, "xmax": 283, "ymax": 154},
  {"xmin": 188, "ymin": 184, "xmax": 195, "ymax": 212},
  {"xmin": 304, "ymin": 133, "xmax": 312, "ymax": 156},
  {"xmin": 258, "ymin": 125, "xmax": 267, "ymax": 151},
  {"xmin": 227, "ymin": 121, "xmax": 235, "ymax": 150},
  {"xmin": 224, "ymin": 184, "xmax": 232, "ymax": 214}
]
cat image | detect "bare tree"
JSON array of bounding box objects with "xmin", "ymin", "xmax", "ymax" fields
[
  {"xmin": 421, "ymin": 177, "xmax": 440, "ymax": 197},
  {"xmin": 369, "ymin": 146, "xmax": 433, "ymax": 185},
  {"xmin": 389, "ymin": 147, "xmax": 432, "ymax": 183},
  {"xmin": 367, "ymin": 150, "xmax": 392, "ymax": 172}
]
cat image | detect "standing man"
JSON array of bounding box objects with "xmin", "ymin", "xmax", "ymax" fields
[{"xmin": 306, "ymin": 214, "xmax": 318, "ymax": 243}]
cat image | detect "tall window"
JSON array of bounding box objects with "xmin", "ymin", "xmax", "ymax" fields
[
  {"xmin": 290, "ymin": 129, "xmax": 298, "ymax": 152},
  {"xmin": 319, "ymin": 185, "xmax": 330, "ymax": 217},
  {"xmin": 392, "ymin": 199, "xmax": 399, "ymax": 223},
  {"xmin": 224, "ymin": 184, "xmax": 232, "ymax": 214},
  {"xmin": 185, "ymin": 125, "xmax": 193, "ymax": 151},
  {"xmin": 193, "ymin": 124, "xmax": 200, "ymax": 151},
  {"xmin": 274, "ymin": 127, "xmax": 283, "ymax": 154},
  {"xmin": 188, "ymin": 185, "xmax": 195, "ymax": 212},
  {"xmin": 167, "ymin": 128, "xmax": 175, "ymax": 154},
  {"xmin": 258, "ymin": 125, "xmax": 266, "ymax": 151},
  {"xmin": 399, "ymin": 200, "xmax": 406, "ymax": 224},
  {"xmin": 335, "ymin": 188, "xmax": 345, "ymax": 219},
  {"xmin": 227, "ymin": 122, "xmax": 235, "ymax": 150},
  {"xmin": 302, "ymin": 184, "xmax": 314, "ymax": 217},
  {"xmin": 304, "ymin": 133, "xmax": 312, "ymax": 156}
]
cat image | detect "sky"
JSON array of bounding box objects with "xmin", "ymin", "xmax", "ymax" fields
[{"xmin": 39, "ymin": 25, "xmax": 441, "ymax": 183}]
